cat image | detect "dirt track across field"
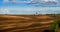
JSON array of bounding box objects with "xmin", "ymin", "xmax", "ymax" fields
[{"xmin": 0, "ymin": 15, "xmax": 57, "ymax": 32}]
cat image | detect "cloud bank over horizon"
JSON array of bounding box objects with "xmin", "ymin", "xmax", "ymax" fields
[{"xmin": 0, "ymin": 7, "xmax": 60, "ymax": 14}]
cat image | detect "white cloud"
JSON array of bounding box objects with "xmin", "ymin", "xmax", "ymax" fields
[
  {"xmin": 12, "ymin": 0, "xmax": 33, "ymax": 3},
  {"xmin": 3, "ymin": 0, "xmax": 9, "ymax": 3},
  {"xmin": 2, "ymin": 9, "xmax": 10, "ymax": 14},
  {"xmin": 43, "ymin": 0, "xmax": 56, "ymax": 2},
  {"xmin": 3, "ymin": 0, "xmax": 33, "ymax": 3}
]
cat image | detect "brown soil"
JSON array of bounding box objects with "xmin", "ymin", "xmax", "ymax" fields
[{"xmin": 0, "ymin": 15, "xmax": 57, "ymax": 32}]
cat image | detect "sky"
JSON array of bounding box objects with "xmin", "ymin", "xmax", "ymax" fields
[{"xmin": 0, "ymin": 0, "xmax": 60, "ymax": 14}]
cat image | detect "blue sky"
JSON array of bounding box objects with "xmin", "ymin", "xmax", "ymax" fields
[{"xmin": 0, "ymin": 0, "xmax": 60, "ymax": 14}]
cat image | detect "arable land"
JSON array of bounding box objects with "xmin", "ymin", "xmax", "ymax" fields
[{"xmin": 0, "ymin": 14, "xmax": 60, "ymax": 32}]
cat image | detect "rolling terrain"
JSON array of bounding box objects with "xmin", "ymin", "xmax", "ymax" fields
[{"xmin": 0, "ymin": 14, "xmax": 58, "ymax": 32}]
